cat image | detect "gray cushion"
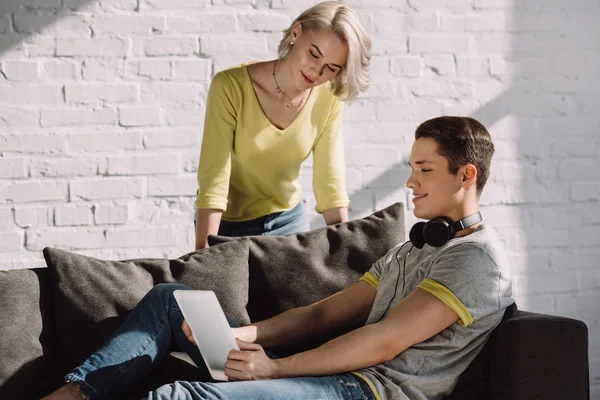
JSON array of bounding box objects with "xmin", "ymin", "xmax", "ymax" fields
[
  {"xmin": 43, "ymin": 239, "xmax": 250, "ymax": 373},
  {"xmin": 208, "ymin": 202, "xmax": 405, "ymax": 323},
  {"xmin": 0, "ymin": 268, "xmax": 59, "ymax": 400}
]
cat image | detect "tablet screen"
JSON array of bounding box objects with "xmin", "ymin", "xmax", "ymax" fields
[{"xmin": 173, "ymin": 290, "xmax": 240, "ymax": 381}]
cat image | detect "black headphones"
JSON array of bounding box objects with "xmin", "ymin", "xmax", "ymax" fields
[
  {"xmin": 374, "ymin": 211, "xmax": 483, "ymax": 323},
  {"xmin": 409, "ymin": 211, "xmax": 483, "ymax": 249}
]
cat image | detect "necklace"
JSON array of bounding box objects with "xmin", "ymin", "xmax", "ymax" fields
[{"xmin": 272, "ymin": 59, "xmax": 306, "ymax": 108}]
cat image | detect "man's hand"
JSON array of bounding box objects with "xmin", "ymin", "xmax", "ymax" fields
[
  {"xmin": 182, "ymin": 320, "xmax": 196, "ymax": 345},
  {"xmin": 225, "ymin": 338, "xmax": 278, "ymax": 380},
  {"xmin": 231, "ymin": 326, "xmax": 257, "ymax": 343}
]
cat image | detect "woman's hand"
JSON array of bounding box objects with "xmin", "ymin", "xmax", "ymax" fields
[
  {"xmin": 225, "ymin": 338, "xmax": 279, "ymax": 380},
  {"xmin": 323, "ymin": 206, "xmax": 349, "ymax": 226},
  {"xmin": 182, "ymin": 320, "xmax": 196, "ymax": 345}
]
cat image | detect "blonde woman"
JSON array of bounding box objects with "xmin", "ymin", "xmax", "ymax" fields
[{"xmin": 195, "ymin": 1, "xmax": 371, "ymax": 249}]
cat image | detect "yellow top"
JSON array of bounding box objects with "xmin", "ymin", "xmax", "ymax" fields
[{"xmin": 195, "ymin": 63, "xmax": 349, "ymax": 222}]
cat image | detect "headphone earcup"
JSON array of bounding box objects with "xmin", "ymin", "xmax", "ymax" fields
[
  {"xmin": 409, "ymin": 222, "xmax": 426, "ymax": 249},
  {"xmin": 423, "ymin": 218, "xmax": 453, "ymax": 247}
]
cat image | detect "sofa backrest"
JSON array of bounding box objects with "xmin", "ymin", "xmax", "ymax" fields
[
  {"xmin": 486, "ymin": 309, "xmax": 589, "ymax": 400},
  {"xmin": 208, "ymin": 202, "xmax": 406, "ymax": 322},
  {"xmin": 0, "ymin": 268, "xmax": 60, "ymax": 400},
  {"xmin": 0, "ymin": 202, "xmax": 406, "ymax": 399}
]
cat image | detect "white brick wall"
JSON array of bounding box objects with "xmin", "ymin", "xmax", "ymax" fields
[{"xmin": 0, "ymin": 0, "xmax": 598, "ymax": 394}]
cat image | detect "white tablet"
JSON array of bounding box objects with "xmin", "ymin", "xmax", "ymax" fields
[{"xmin": 173, "ymin": 290, "xmax": 240, "ymax": 381}]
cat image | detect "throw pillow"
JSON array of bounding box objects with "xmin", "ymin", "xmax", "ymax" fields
[
  {"xmin": 0, "ymin": 268, "xmax": 59, "ymax": 400},
  {"xmin": 208, "ymin": 202, "xmax": 405, "ymax": 322},
  {"xmin": 43, "ymin": 239, "xmax": 250, "ymax": 370}
]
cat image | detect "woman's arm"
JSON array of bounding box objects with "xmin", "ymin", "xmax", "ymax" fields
[
  {"xmin": 312, "ymin": 96, "xmax": 350, "ymax": 216},
  {"xmin": 194, "ymin": 71, "xmax": 239, "ymax": 250},
  {"xmin": 322, "ymin": 206, "xmax": 348, "ymax": 225},
  {"xmin": 195, "ymin": 208, "xmax": 223, "ymax": 250}
]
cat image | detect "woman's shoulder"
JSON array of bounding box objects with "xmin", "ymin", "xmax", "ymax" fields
[
  {"xmin": 211, "ymin": 63, "xmax": 248, "ymax": 91},
  {"xmin": 312, "ymin": 82, "xmax": 342, "ymax": 110}
]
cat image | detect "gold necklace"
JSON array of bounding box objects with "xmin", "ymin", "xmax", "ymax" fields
[{"xmin": 272, "ymin": 59, "xmax": 306, "ymax": 108}]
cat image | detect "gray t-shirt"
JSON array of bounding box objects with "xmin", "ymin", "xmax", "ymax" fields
[{"xmin": 353, "ymin": 224, "xmax": 514, "ymax": 400}]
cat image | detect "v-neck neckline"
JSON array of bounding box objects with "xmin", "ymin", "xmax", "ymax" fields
[{"xmin": 242, "ymin": 62, "xmax": 314, "ymax": 133}]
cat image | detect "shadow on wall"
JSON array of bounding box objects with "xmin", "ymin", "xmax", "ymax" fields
[
  {"xmin": 2, "ymin": 0, "xmax": 598, "ymax": 393},
  {"xmin": 0, "ymin": 0, "xmax": 94, "ymax": 57},
  {"xmin": 334, "ymin": 2, "xmax": 597, "ymax": 393},
  {"xmin": 483, "ymin": 2, "xmax": 600, "ymax": 321},
  {"xmin": 309, "ymin": 161, "xmax": 411, "ymax": 229},
  {"xmin": 316, "ymin": 12, "xmax": 600, "ymax": 385},
  {"xmin": 508, "ymin": 1, "xmax": 600, "ymax": 393}
]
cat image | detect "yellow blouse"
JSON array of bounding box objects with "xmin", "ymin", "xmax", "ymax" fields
[{"xmin": 195, "ymin": 63, "xmax": 349, "ymax": 222}]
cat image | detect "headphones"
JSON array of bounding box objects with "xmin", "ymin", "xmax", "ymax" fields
[
  {"xmin": 409, "ymin": 211, "xmax": 483, "ymax": 249},
  {"xmin": 374, "ymin": 211, "xmax": 483, "ymax": 323}
]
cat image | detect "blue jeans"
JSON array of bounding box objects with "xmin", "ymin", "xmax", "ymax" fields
[
  {"xmin": 65, "ymin": 283, "xmax": 376, "ymax": 400},
  {"xmin": 217, "ymin": 201, "xmax": 310, "ymax": 237}
]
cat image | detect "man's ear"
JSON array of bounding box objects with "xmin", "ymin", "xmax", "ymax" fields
[{"xmin": 462, "ymin": 164, "xmax": 477, "ymax": 189}]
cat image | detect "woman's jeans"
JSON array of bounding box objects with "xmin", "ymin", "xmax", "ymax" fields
[
  {"xmin": 214, "ymin": 201, "xmax": 311, "ymax": 237},
  {"xmin": 65, "ymin": 283, "xmax": 376, "ymax": 400}
]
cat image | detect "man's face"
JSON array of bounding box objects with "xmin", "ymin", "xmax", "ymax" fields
[{"xmin": 406, "ymin": 137, "xmax": 465, "ymax": 221}]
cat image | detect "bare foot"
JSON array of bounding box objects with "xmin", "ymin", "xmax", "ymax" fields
[{"xmin": 41, "ymin": 383, "xmax": 85, "ymax": 400}]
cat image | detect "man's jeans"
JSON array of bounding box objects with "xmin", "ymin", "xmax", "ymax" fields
[{"xmin": 65, "ymin": 283, "xmax": 376, "ymax": 400}]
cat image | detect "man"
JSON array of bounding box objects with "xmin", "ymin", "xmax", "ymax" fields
[{"xmin": 45, "ymin": 116, "xmax": 514, "ymax": 400}]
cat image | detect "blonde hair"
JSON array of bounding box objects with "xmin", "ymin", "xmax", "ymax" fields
[{"xmin": 278, "ymin": 1, "xmax": 371, "ymax": 102}]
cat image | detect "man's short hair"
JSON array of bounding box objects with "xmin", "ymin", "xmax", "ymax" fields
[{"xmin": 415, "ymin": 116, "xmax": 495, "ymax": 196}]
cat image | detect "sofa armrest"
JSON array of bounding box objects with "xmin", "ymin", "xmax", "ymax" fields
[{"xmin": 487, "ymin": 310, "xmax": 589, "ymax": 400}]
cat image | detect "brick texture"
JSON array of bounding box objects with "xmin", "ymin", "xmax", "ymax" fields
[{"xmin": 0, "ymin": 0, "xmax": 598, "ymax": 391}]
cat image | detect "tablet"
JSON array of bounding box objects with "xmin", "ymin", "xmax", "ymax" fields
[{"xmin": 173, "ymin": 290, "xmax": 240, "ymax": 381}]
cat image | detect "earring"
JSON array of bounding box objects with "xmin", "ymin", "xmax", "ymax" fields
[{"xmin": 290, "ymin": 41, "xmax": 294, "ymax": 46}]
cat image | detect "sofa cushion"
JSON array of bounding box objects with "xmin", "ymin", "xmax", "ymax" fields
[
  {"xmin": 0, "ymin": 268, "xmax": 59, "ymax": 400},
  {"xmin": 208, "ymin": 202, "xmax": 405, "ymax": 323},
  {"xmin": 43, "ymin": 239, "xmax": 250, "ymax": 374}
]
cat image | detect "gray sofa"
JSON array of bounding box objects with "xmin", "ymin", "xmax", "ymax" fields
[{"xmin": 0, "ymin": 203, "xmax": 590, "ymax": 399}]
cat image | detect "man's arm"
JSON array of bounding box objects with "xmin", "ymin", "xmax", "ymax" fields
[
  {"xmin": 233, "ymin": 280, "xmax": 376, "ymax": 350},
  {"xmin": 274, "ymin": 287, "xmax": 459, "ymax": 377},
  {"xmin": 226, "ymin": 287, "xmax": 459, "ymax": 380}
]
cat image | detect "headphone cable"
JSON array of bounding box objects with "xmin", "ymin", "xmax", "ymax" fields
[{"xmin": 376, "ymin": 241, "xmax": 414, "ymax": 322}]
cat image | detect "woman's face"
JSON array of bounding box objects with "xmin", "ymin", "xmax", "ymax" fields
[{"xmin": 286, "ymin": 23, "xmax": 348, "ymax": 91}]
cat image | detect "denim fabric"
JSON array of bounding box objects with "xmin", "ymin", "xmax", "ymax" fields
[
  {"xmin": 146, "ymin": 373, "xmax": 375, "ymax": 400},
  {"xmin": 65, "ymin": 283, "xmax": 376, "ymax": 400},
  {"xmin": 65, "ymin": 284, "xmax": 207, "ymax": 400},
  {"xmin": 217, "ymin": 201, "xmax": 310, "ymax": 237}
]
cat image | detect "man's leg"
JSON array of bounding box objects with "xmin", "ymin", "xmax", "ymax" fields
[
  {"xmin": 64, "ymin": 283, "xmax": 214, "ymax": 400},
  {"xmin": 145, "ymin": 373, "xmax": 375, "ymax": 400}
]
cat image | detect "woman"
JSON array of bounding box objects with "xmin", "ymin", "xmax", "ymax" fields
[{"xmin": 195, "ymin": 1, "xmax": 371, "ymax": 249}]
